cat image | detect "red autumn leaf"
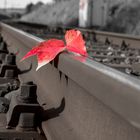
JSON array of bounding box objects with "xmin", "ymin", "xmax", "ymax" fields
[
  {"xmin": 21, "ymin": 45, "xmax": 40, "ymax": 61},
  {"xmin": 21, "ymin": 29, "xmax": 88, "ymax": 70},
  {"xmin": 65, "ymin": 29, "xmax": 87, "ymax": 56},
  {"xmin": 21, "ymin": 39, "xmax": 65, "ymax": 70}
]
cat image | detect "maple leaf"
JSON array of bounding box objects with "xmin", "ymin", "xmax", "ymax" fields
[
  {"xmin": 21, "ymin": 39, "xmax": 65, "ymax": 70},
  {"xmin": 21, "ymin": 29, "xmax": 88, "ymax": 70},
  {"xmin": 65, "ymin": 29, "xmax": 87, "ymax": 56}
]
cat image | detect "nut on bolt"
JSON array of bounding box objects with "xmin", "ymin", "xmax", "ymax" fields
[
  {"xmin": 4, "ymin": 53, "xmax": 16, "ymax": 65},
  {"xmin": 19, "ymin": 81, "xmax": 37, "ymax": 103}
]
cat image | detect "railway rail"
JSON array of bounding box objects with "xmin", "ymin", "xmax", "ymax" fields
[
  {"xmin": 4, "ymin": 21, "xmax": 140, "ymax": 78},
  {"xmin": 0, "ymin": 22, "xmax": 140, "ymax": 139}
]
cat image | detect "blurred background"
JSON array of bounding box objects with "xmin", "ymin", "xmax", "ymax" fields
[{"xmin": 0, "ymin": 0, "xmax": 140, "ymax": 35}]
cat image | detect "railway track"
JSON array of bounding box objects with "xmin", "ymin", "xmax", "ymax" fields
[
  {"xmin": 4, "ymin": 21, "xmax": 140, "ymax": 78},
  {"xmin": 0, "ymin": 22, "xmax": 140, "ymax": 139}
]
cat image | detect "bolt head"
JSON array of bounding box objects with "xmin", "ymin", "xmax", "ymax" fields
[
  {"xmin": 20, "ymin": 82, "xmax": 37, "ymax": 100},
  {"xmin": 5, "ymin": 53, "xmax": 16, "ymax": 65}
]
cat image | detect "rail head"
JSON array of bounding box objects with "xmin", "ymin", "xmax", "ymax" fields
[{"xmin": 1, "ymin": 22, "xmax": 140, "ymax": 131}]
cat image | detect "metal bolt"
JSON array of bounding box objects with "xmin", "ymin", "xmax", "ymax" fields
[
  {"xmin": 0, "ymin": 42, "xmax": 8, "ymax": 52},
  {"xmin": 19, "ymin": 81, "xmax": 37, "ymax": 103},
  {"xmin": 5, "ymin": 53, "xmax": 16, "ymax": 65}
]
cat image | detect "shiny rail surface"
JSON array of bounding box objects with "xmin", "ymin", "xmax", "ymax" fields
[
  {"xmin": 1, "ymin": 22, "xmax": 140, "ymax": 140},
  {"xmin": 5, "ymin": 21, "xmax": 140, "ymax": 77}
]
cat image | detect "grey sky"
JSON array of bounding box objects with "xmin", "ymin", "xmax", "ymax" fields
[{"xmin": 0, "ymin": 0, "xmax": 53, "ymax": 8}]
